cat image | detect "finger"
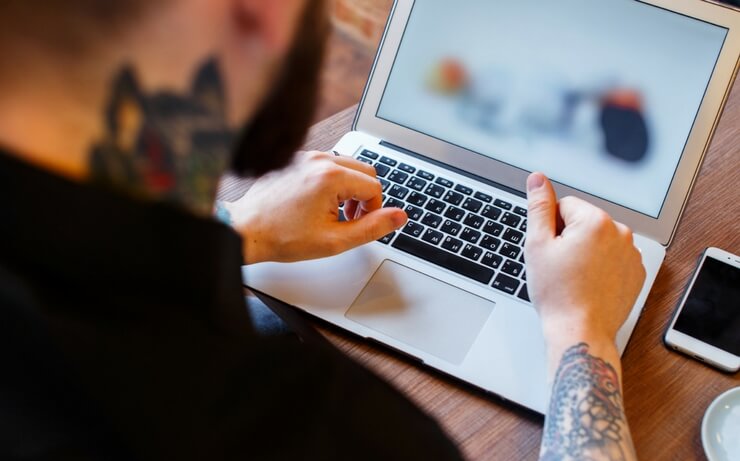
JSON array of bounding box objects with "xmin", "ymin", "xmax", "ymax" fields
[
  {"xmin": 615, "ymin": 222, "xmax": 634, "ymax": 243},
  {"xmin": 331, "ymin": 155, "xmax": 378, "ymax": 179},
  {"xmin": 559, "ymin": 196, "xmax": 615, "ymax": 239},
  {"xmin": 303, "ymin": 150, "xmax": 332, "ymax": 161},
  {"xmin": 343, "ymin": 201, "xmax": 359, "ymax": 221},
  {"xmin": 526, "ymin": 172, "xmax": 558, "ymax": 244},
  {"xmin": 333, "ymin": 208, "xmax": 408, "ymax": 251},
  {"xmin": 333, "ymin": 168, "xmax": 385, "ymax": 210}
]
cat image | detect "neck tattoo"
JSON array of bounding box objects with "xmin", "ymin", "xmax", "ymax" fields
[{"xmin": 89, "ymin": 58, "xmax": 235, "ymax": 216}]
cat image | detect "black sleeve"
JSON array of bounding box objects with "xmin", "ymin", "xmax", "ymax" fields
[{"xmin": 1, "ymin": 273, "xmax": 463, "ymax": 460}]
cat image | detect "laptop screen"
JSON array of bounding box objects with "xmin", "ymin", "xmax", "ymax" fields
[{"xmin": 376, "ymin": 0, "xmax": 728, "ymax": 218}]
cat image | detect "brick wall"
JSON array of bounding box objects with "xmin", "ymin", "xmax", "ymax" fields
[{"xmin": 331, "ymin": 0, "xmax": 394, "ymax": 49}]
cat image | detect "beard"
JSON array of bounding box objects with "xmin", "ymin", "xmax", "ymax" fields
[{"xmin": 230, "ymin": 0, "xmax": 330, "ymax": 177}]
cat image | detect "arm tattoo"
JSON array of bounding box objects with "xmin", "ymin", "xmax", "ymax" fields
[
  {"xmin": 541, "ymin": 343, "xmax": 636, "ymax": 461},
  {"xmin": 214, "ymin": 201, "xmax": 233, "ymax": 226},
  {"xmin": 89, "ymin": 58, "xmax": 236, "ymax": 216}
]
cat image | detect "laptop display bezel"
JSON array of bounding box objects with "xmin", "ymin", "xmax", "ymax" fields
[{"xmin": 354, "ymin": 0, "xmax": 740, "ymax": 246}]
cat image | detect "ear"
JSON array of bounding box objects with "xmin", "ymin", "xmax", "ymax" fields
[
  {"xmin": 191, "ymin": 58, "xmax": 226, "ymax": 116},
  {"xmin": 232, "ymin": 0, "xmax": 308, "ymax": 55}
]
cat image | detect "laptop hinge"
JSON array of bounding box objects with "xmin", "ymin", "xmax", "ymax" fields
[{"xmin": 379, "ymin": 141, "xmax": 526, "ymax": 199}]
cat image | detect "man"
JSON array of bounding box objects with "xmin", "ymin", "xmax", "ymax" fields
[{"xmin": 0, "ymin": 1, "xmax": 646, "ymax": 460}]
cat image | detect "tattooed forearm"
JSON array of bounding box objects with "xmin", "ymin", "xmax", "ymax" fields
[
  {"xmin": 540, "ymin": 343, "xmax": 636, "ymax": 461},
  {"xmin": 89, "ymin": 58, "xmax": 235, "ymax": 216}
]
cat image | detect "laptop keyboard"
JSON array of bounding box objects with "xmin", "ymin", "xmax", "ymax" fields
[{"xmin": 341, "ymin": 149, "xmax": 531, "ymax": 304}]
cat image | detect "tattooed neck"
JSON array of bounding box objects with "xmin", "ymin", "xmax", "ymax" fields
[
  {"xmin": 541, "ymin": 343, "xmax": 636, "ymax": 461},
  {"xmin": 89, "ymin": 58, "xmax": 236, "ymax": 216}
]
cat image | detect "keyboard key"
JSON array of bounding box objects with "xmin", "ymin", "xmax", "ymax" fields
[
  {"xmin": 360, "ymin": 150, "xmax": 379, "ymax": 160},
  {"xmin": 425, "ymin": 184, "xmax": 445, "ymax": 199},
  {"xmin": 407, "ymin": 191, "xmax": 428, "ymax": 207},
  {"xmin": 461, "ymin": 244, "xmax": 483, "ymax": 261},
  {"xmin": 407, "ymin": 177, "xmax": 427, "ymax": 192},
  {"xmin": 463, "ymin": 214, "xmax": 484, "ymax": 229},
  {"xmin": 494, "ymin": 199, "xmax": 513, "ymax": 210},
  {"xmin": 389, "ymin": 170, "xmax": 409, "ymax": 185},
  {"xmin": 521, "ymin": 270, "xmax": 527, "ymax": 281},
  {"xmin": 460, "ymin": 227, "xmax": 481, "ymax": 244},
  {"xmin": 379, "ymin": 178, "xmax": 391, "ymax": 192},
  {"xmin": 392, "ymin": 235, "xmax": 495, "ymax": 284},
  {"xmin": 520, "ymin": 220, "xmax": 527, "ymax": 233},
  {"xmin": 492, "ymin": 273, "xmax": 520, "ymax": 295},
  {"xmin": 514, "ymin": 206, "xmax": 528, "ymax": 217},
  {"xmin": 435, "ymin": 177, "xmax": 454, "ymax": 188},
  {"xmin": 441, "ymin": 236, "xmax": 464, "ymax": 253},
  {"xmin": 481, "ymin": 252, "xmax": 503, "ymax": 269},
  {"xmin": 480, "ymin": 235, "xmax": 502, "ymax": 251},
  {"xmin": 425, "ymin": 199, "xmax": 446, "ymax": 215},
  {"xmin": 501, "ymin": 259, "xmax": 524, "ymax": 277},
  {"xmin": 440, "ymin": 220, "xmax": 462, "ymax": 237},
  {"xmin": 444, "ymin": 206, "xmax": 465, "ymax": 222},
  {"xmin": 378, "ymin": 232, "xmax": 396, "ymax": 245},
  {"xmin": 374, "ymin": 163, "xmax": 391, "ymax": 178},
  {"xmin": 404, "ymin": 205, "xmax": 424, "ymax": 222},
  {"xmin": 379, "ymin": 156, "xmax": 397, "ymax": 167},
  {"xmin": 500, "ymin": 212, "xmax": 522, "ymax": 228},
  {"xmin": 454, "ymin": 184, "xmax": 473, "ymax": 195},
  {"xmin": 384, "ymin": 197, "xmax": 405, "ymax": 209},
  {"xmin": 422, "ymin": 212, "xmax": 443, "ymax": 229},
  {"xmin": 502, "ymin": 227, "xmax": 524, "ymax": 245},
  {"xmin": 499, "ymin": 242, "xmax": 521, "ymax": 259},
  {"xmin": 357, "ymin": 157, "xmax": 373, "ymax": 165},
  {"xmin": 417, "ymin": 170, "xmax": 435, "ymax": 181},
  {"xmin": 462, "ymin": 198, "xmax": 483, "ymax": 214},
  {"xmin": 402, "ymin": 222, "xmax": 425, "ymax": 238},
  {"xmin": 519, "ymin": 252, "xmax": 526, "ymax": 264},
  {"xmin": 389, "ymin": 184, "xmax": 409, "ymax": 200},
  {"xmin": 443, "ymin": 190, "xmax": 464, "ymax": 206},
  {"xmin": 399, "ymin": 163, "xmax": 416, "ymax": 174},
  {"xmin": 517, "ymin": 284, "xmax": 530, "ymax": 302},
  {"xmin": 481, "ymin": 205, "xmax": 503, "ymax": 221},
  {"xmin": 475, "ymin": 192, "xmax": 493, "ymax": 203},
  {"xmin": 483, "ymin": 220, "xmax": 504, "ymax": 237},
  {"xmin": 422, "ymin": 229, "xmax": 444, "ymax": 246}
]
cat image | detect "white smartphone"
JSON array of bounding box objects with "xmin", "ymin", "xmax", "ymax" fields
[{"xmin": 664, "ymin": 247, "xmax": 740, "ymax": 373}]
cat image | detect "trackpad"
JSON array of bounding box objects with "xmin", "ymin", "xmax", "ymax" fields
[{"xmin": 345, "ymin": 261, "xmax": 494, "ymax": 365}]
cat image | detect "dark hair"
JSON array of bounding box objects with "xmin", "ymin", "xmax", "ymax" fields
[
  {"xmin": 0, "ymin": 1, "xmax": 152, "ymax": 56},
  {"xmin": 231, "ymin": 0, "xmax": 330, "ymax": 177}
]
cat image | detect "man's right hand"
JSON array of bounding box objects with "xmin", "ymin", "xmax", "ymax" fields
[
  {"xmin": 525, "ymin": 173, "xmax": 644, "ymax": 461},
  {"xmin": 524, "ymin": 172, "xmax": 646, "ymax": 358}
]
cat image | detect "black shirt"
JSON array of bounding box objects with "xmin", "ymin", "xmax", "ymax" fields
[{"xmin": 0, "ymin": 150, "xmax": 463, "ymax": 461}]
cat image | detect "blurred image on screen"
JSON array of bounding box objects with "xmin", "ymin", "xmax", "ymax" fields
[{"xmin": 377, "ymin": 0, "xmax": 727, "ymax": 217}]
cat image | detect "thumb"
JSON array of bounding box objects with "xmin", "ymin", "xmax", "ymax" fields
[
  {"xmin": 336, "ymin": 208, "xmax": 407, "ymax": 251},
  {"xmin": 526, "ymin": 172, "xmax": 558, "ymax": 244}
]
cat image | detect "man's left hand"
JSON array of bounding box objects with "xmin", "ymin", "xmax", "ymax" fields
[{"xmin": 225, "ymin": 151, "xmax": 407, "ymax": 265}]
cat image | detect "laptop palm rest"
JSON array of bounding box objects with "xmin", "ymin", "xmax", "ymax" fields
[{"xmin": 345, "ymin": 260, "xmax": 494, "ymax": 365}]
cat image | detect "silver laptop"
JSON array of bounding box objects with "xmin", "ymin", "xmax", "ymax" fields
[{"xmin": 244, "ymin": 0, "xmax": 740, "ymax": 413}]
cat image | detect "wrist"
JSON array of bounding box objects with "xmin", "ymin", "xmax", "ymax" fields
[
  {"xmin": 231, "ymin": 209, "xmax": 272, "ymax": 266},
  {"xmin": 541, "ymin": 324, "xmax": 621, "ymax": 383},
  {"xmin": 538, "ymin": 306, "xmax": 617, "ymax": 345}
]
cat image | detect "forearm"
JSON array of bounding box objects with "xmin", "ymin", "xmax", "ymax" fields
[
  {"xmin": 215, "ymin": 200, "xmax": 269, "ymax": 265},
  {"xmin": 540, "ymin": 331, "xmax": 637, "ymax": 461}
]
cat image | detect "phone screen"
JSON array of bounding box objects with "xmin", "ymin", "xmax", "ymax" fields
[{"xmin": 674, "ymin": 256, "xmax": 740, "ymax": 356}]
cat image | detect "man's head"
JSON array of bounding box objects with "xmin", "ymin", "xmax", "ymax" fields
[{"xmin": 0, "ymin": 0, "xmax": 330, "ymax": 212}]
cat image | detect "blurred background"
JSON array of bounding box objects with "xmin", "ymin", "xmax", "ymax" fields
[
  {"xmin": 318, "ymin": 0, "xmax": 392, "ymax": 120},
  {"xmin": 320, "ymin": 0, "xmax": 739, "ymax": 122}
]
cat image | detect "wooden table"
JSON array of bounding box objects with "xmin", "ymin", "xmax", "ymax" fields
[{"xmin": 219, "ymin": 83, "xmax": 740, "ymax": 460}]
